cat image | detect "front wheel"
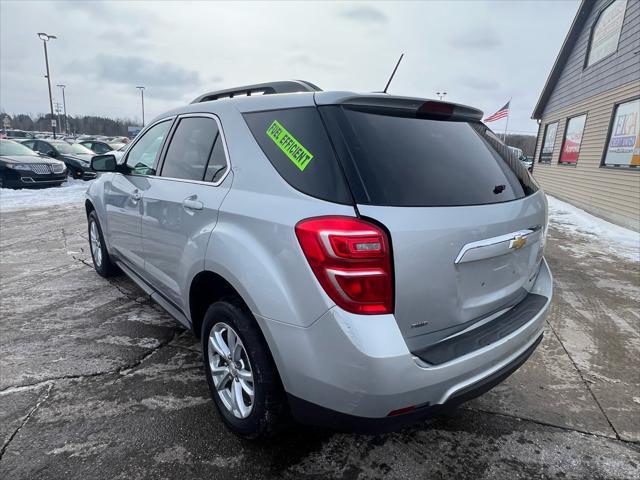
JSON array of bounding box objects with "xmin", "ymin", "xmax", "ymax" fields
[
  {"xmin": 88, "ymin": 211, "xmax": 119, "ymax": 277},
  {"xmin": 202, "ymin": 300, "xmax": 289, "ymax": 439}
]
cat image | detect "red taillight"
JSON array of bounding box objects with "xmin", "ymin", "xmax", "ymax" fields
[{"xmin": 295, "ymin": 216, "xmax": 393, "ymax": 315}]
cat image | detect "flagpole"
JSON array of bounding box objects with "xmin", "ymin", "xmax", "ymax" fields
[{"xmin": 503, "ymin": 98, "xmax": 512, "ymax": 142}]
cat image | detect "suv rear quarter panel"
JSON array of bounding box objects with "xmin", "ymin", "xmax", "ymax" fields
[{"xmin": 202, "ymin": 103, "xmax": 357, "ymax": 327}]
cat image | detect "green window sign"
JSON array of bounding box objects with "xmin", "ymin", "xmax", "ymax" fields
[{"xmin": 266, "ymin": 120, "xmax": 314, "ymax": 171}]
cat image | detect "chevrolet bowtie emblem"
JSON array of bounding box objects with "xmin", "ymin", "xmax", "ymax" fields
[{"xmin": 510, "ymin": 235, "xmax": 527, "ymax": 250}]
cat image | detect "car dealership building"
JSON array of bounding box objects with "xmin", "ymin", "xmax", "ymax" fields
[{"xmin": 532, "ymin": 0, "xmax": 639, "ymax": 231}]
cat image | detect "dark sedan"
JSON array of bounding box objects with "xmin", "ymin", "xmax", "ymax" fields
[
  {"xmin": 21, "ymin": 139, "xmax": 97, "ymax": 180},
  {"xmin": 0, "ymin": 139, "xmax": 67, "ymax": 188},
  {"xmin": 80, "ymin": 140, "xmax": 125, "ymax": 154}
]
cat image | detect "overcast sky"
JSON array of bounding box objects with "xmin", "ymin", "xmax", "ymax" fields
[{"xmin": 1, "ymin": 0, "xmax": 580, "ymax": 135}]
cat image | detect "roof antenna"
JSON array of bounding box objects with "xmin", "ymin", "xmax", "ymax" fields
[{"xmin": 383, "ymin": 53, "xmax": 404, "ymax": 94}]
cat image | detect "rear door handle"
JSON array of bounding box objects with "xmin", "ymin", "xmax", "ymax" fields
[{"xmin": 183, "ymin": 198, "xmax": 204, "ymax": 211}]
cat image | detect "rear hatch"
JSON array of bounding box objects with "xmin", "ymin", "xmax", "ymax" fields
[{"xmin": 318, "ymin": 96, "xmax": 546, "ymax": 351}]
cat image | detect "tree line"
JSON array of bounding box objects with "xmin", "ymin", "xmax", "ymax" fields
[
  {"xmin": 1, "ymin": 112, "xmax": 138, "ymax": 136},
  {"xmin": 2, "ymin": 111, "xmax": 538, "ymax": 155},
  {"xmin": 503, "ymin": 133, "xmax": 538, "ymax": 156}
]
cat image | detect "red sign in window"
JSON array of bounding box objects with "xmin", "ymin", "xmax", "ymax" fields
[{"xmin": 560, "ymin": 115, "xmax": 586, "ymax": 164}]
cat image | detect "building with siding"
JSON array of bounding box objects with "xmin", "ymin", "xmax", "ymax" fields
[{"xmin": 532, "ymin": 0, "xmax": 639, "ymax": 231}]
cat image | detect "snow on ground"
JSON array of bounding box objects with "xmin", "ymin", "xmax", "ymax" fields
[
  {"xmin": 0, "ymin": 178, "xmax": 93, "ymax": 212},
  {"xmin": 547, "ymin": 195, "xmax": 639, "ymax": 263}
]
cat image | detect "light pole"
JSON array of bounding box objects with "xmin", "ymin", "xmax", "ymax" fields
[
  {"xmin": 436, "ymin": 91, "xmax": 447, "ymax": 101},
  {"xmin": 37, "ymin": 32, "xmax": 57, "ymax": 138},
  {"xmin": 136, "ymin": 86, "xmax": 145, "ymax": 127},
  {"xmin": 54, "ymin": 102, "xmax": 63, "ymax": 134},
  {"xmin": 56, "ymin": 84, "xmax": 68, "ymax": 134}
]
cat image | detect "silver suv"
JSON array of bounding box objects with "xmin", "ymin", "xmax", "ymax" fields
[{"xmin": 86, "ymin": 81, "xmax": 552, "ymax": 438}]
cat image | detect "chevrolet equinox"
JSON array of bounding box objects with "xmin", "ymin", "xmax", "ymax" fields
[{"xmin": 85, "ymin": 80, "xmax": 552, "ymax": 439}]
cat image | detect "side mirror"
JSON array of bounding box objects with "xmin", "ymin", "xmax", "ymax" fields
[
  {"xmin": 91, "ymin": 154, "xmax": 117, "ymax": 172},
  {"xmin": 47, "ymin": 150, "xmax": 57, "ymax": 158}
]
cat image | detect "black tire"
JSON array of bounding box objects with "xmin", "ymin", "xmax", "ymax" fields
[
  {"xmin": 69, "ymin": 167, "xmax": 81, "ymax": 179},
  {"xmin": 201, "ymin": 299, "xmax": 289, "ymax": 439},
  {"xmin": 87, "ymin": 210, "xmax": 119, "ymax": 277}
]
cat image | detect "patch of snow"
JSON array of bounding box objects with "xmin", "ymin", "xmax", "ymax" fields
[
  {"xmin": 547, "ymin": 195, "xmax": 639, "ymax": 263},
  {"xmin": 0, "ymin": 178, "xmax": 93, "ymax": 212}
]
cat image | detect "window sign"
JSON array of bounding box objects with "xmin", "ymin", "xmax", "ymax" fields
[
  {"xmin": 539, "ymin": 122, "xmax": 558, "ymax": 163},
  {"xmin": 587, "ymin": 0, "xmax": 627, "ymax": 66},
  {"xmin": 604, "ymin": 99, "xmax": 640, "ymax": 167},
  {"xmin": 559, "ymin": 115, "xmax": 587, "ymax": 165}
]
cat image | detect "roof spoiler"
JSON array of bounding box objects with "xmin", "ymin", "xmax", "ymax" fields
[
  {"xmin": 191, "ymin": 80, "xmax": 322, "ymax": 103},
  {"xmin": 336, "ymin": 95, "xmax": 484, "ymax": 122}
]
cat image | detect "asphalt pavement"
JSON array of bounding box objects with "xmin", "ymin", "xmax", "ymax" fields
[{"xmin": 1, "ymin": 203, "xmax": 638, "ymax": 480}]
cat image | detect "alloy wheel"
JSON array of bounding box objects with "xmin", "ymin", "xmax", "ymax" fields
[
  {"xmin": 208, "ymin": 322, "xmax": 255, "ymax": 419},
  {"xmin": 89, "ymin": 220, "xmax": 103, "ymax": 267}
]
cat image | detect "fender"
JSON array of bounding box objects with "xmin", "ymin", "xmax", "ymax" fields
[{"xmin": 202, "ymin": 189, "xmax": 357, "ymax": 328}]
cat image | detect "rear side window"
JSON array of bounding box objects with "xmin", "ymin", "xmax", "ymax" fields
[
  {"xmin": 326, "ymin": 107, "xmax": 533, "ymax": 207},
  {"xmin": 243, "ymin": 107, "xmax": 352, "ymax": 204},
  {"xmin": 162, "ymin": 116, "xmax": 227, "ymax": 182}
]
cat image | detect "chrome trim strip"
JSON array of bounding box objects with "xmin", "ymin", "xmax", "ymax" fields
[{"xmin": 454, "ymin": 229, "xmax": 541, "ymax": 264}]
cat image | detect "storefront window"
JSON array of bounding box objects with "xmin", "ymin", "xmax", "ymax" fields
[
  {"xmin": 603, "ymin": 98, "xmax": 640, "ymax": 168},
  {"xmin": 559, "ymin": 115, "xmax": 587, "ymax": 165},
  {"xmin": 539, "ymin": 122, "xmax": 558, "ymax": 163},
  {"xmin": 586, "ymin": 0, "xmax": 627, "ymax": 67}
]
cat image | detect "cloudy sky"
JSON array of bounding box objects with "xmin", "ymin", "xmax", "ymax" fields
[{"xmin": 1, "ymin": 0, "xmax": 580, "ymax": 134}]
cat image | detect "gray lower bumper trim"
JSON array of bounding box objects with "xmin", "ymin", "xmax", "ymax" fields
[{"xmin": 412, "ymin": 293, "xmax": 548, "ymax": 365}]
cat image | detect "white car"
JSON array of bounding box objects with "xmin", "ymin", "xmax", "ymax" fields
[{"xmin": 110, "ymin": 143, "xmax": 129, "ymax": 162}]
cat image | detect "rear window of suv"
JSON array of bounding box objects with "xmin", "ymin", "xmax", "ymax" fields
[
  {"xmin": 243, "ymin": 107, "xmax": 353, "ymax": 204},
  {"xmin": 323, "ymin": 106, "xmax": 535, "ymax": 207}
]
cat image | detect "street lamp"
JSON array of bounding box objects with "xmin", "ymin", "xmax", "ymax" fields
[
  {"xmin": 37, "ymin": 32, "xmax": 57, "ymax": 138},
  {"xmin": 436, "ymin": 91, "xmax": 447, "ymax": 101},
  {"xmin": 56, "ymin": 84, "xmax": 68, "ymax": 134},
  {"xmin": 136, "ymin": 86, "xmax": 145, "ymax": 127}
]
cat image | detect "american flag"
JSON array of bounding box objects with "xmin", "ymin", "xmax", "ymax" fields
[{"xmin": 484, "ymin": 101, "xmax": 510, "ymax": 122}]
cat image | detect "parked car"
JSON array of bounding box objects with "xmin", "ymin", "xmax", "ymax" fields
[
  {"xmin": 109, "ymin": 143, "xmax": 129, "ymax": 162},
  {"xmin": 508, "ymin": 146, "xmax": 533, "ymax": 172},
  {"xmin": 103, "ymin": 136, "xmax": 130, "ymax": 144},
  {"xmin": 3, "ymin": 129, "xmax": 35, "ymax": 140},
  {"xmin": 85, "ymin": 81, "xmax": 552, "ymax": 439},
  {"xmin": 0, "ymin": 139, "xmax": 66, "ymax": 188},
  {"xmin": 80, "ymin": 140, "xmax": 125, "ymax": 154},
  {"xmin": 75, "ymin": 135, "xmax": 98, "ymax": 142},
  {"xmin": 20, "ymin": 139, "xmax": 97, "ymax": 180}
]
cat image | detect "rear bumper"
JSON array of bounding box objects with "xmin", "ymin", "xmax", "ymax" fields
[
  {"xmin": 256, "ymin": 258, "xmax": 552, "ymax": 428},
  {"xmin": 288, "ymin": 333, "xmax": 542, "ymax": 434}
]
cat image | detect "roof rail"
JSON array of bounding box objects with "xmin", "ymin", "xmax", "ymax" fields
[{"xmin": 191, "ymin": 80, "xmax": 321, "ymax": 104}]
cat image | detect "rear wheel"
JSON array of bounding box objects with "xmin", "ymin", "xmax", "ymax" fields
[
  {"xmin": 202, "ymin": 300, "xmax": 289, "ymax": 439},
  {"xmin": 88, "ymin": 210, "xmax": 119, "ymax": 277}
]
